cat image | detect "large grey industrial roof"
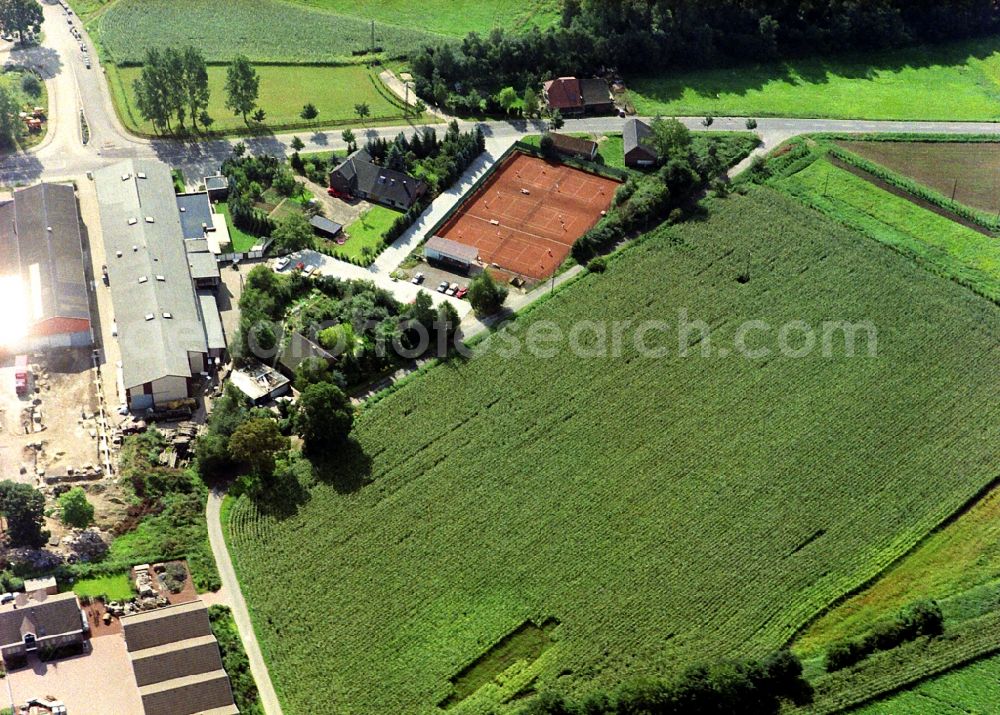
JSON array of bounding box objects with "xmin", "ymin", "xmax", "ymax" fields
[
  {"xmin": 0, "ymin": 183, "xmax": 91, "ymax": 326},
  {"xmin": 176, "ymin": 192, "xmax": 214, "ymax": 240},
  {"xmin": 95, "ymin": 160, "xmax": 207, "ymax": 390},
  {"xmin": 187, "ymin": 251, "xmax": 220, "ymax": 281}
]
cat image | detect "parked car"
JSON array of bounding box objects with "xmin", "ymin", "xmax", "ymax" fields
[
  {"xmin": 84, "ymin": 59, "xmax": 91, "ymax": 69},
  {"xmin": 0, "ymin": 593, "xmax": 14, "ymax": 604},
  {"xmin": 303, "ymin": 264, "xmax": 317, "ymax": 276},
  {"xmin": 437, "ymin": 281, "xmax": 449, "ymax": 293},
  {"xmin": 101, "ymin": 264, "xmax": 109, "ymax": 285},
  {"xmin": 411, "ymin": 272, "xmax": 425, "ymax": 285},
  {"xmin": 275, "ymin": 256, "xmax": 290, "ymax": 271},
  {"xmin": 446, "ymin": 282, "xmax": 459, "ymax": 296},
  {"xmin": 455, "ymin": 285, "xmax": 468, "ymax": 299}
]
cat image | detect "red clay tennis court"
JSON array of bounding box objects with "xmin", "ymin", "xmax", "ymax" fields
[{"xmin": 436, "ymin": 152, "xmax": 620, "ymax": 280}]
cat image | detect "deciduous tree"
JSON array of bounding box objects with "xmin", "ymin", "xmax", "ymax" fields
[
  {"xmin": 229, "ymin": 417, "xmax": 290, "ymax": 477},
  {"xmin": 0, "ymin": 0, "xmax": 42, "ymax": 44},
  {"xmin": 225, "ymin": 55, "xmax": 260, "ymax": 125},
  {"xmin": 59, "ymin": 487, "xmax": 94, "ymax": 529},
  {"xmin": 292, "ymin": 383, "xmax": 354, "ymax": 456}
]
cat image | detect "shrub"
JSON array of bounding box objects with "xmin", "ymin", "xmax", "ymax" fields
[
  {"xmin": 746, "ymin": 117, "xmax": 758, "ymax": 130},
  {"xmin": 587, "ymin": 256, "xmax": 607, "ymax": 273},
  {"xmin": 21, "ymin": 73, "xmax": 41, "ymax": 97},
  {"xmin": 825, "ymin": 599, "xmax": 944, "ymax": 671}
]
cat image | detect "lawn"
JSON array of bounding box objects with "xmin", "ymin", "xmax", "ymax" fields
[
  {"xmin": 110, "ymin": 64, "xmax": 413, "ymax": 136},
  {"xmin": 225, "ymin": 189, "xmax": 1000, "ymax": 714},
  {"xmin": 775, "ymin": 158, "xmax": 1000, "ymax": 303},
  {"xmin": 856, "ymin": 653, "xmax": 1000, "ymax": 714},
  {"xmin": 629, "ymin": 36, "xmax": 1000, "ymax": 120},
  {"xmin": 836, "ymin": 140, "xmax": 1000, "ymax": 214},
  {"xmin": 335, "ymin": 205, "xmax": 401, "ymax": 261},
  {"xmin": 295, "ymin": 0, "xmax": 560, "ymax": 37},
  {"xmin": 71, "ymin": 572, "xmax": 134, "ymax": 601},
  {"xmin": 215, "ymin": 202, "xmax": 260, "ymax": 254},
  {"xmin": 93, "ymin": 0, "xmax": 446, "ymax": 63}
]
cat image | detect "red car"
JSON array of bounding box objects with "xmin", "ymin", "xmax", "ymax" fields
[{"xmin": 455, "ymin": 286, "xmax": 468, "ymax": 299}]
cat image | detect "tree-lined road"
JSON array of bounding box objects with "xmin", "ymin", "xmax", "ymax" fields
[{"xmin": 6, "ymin": 2, "xmax": 1000, "ymax": 188}]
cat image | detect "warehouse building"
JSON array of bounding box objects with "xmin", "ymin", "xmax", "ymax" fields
[
  {"xmin": 0, "ymin": 183, "xmax": 93, "ymax": 350},
  {"xmin": 122, "ymin": 600, "xmax": 239, "ymax": 715},
  {"xmin": 96, "ymin": 160, "xmax": 225, "ymax": 411}
]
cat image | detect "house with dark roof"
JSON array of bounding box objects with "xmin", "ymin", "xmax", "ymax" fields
[
  {"xmin": 623, "ymin": 118, "xmax": 658, "ymax": 168},
  {"xmin": 0, "ymin": 183, "xmax": 93, "ymax": 350},
  {"xmin": 0, "ymin": 591, "xmax": 85, "ymax": 667},
  {"xmin": 328, "ymin": 148, "xmax": 427, "ymax": 210},
  {"xmin": 547, "ymin": 132, "xmax": 599, "ymax": 161},
  {"xmin": 122, "ymin": 600, "xmax": 239, "ymax": 715},
  {"xmin": 542, "ymin": 77, "xmax": 614, "ymax": 115}
]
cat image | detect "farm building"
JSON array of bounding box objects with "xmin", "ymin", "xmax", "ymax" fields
[
  {"xmin": 204, "ymin": 175, "xmax": 230, "ymax": 201},
  {"xmin": 231, "ymin": 360, "xmax": 291, "ymax": 405},
  {"xmin": 424, "ymin": 235, "xmax": 479, "ymax": 272},
  {"xmin": 22, "ymin": 576, "xmax": 57, "ymax": 595},
  {"xmin": 122, "ymin": 600, "xmax": 238, "ymax": 715},
  {"xmin": 623, "ymin": 118, "xmax": 658, "ymax": 168},
  {"xmin": 277, "ymin": 330, "xmax": 335, "ymax": 378},
  {"xmin": 0, "ymin": 592, "xmax": 85, "ymax": 668},
  {"xmin": 542, "ymin": 77, "xmax": 614, "ymax": 115},
  {"xmin": 186, "ymin": 241, "xmax": 222, "ymax": 291},
  {"xmin": 547, "ymin": 133, "xmax": 599, "ymax": 161},
  {"xmin": 177, "ymin": 191, "xmax": 231, "ymax": 254},
  {"xmin": 95, "ymin": 160, "xmax": 226, "ymax": 411},
  {"xmin": 0, "ymin": 183, "xmax": 93, "ymax": 350},
  {"xmin": 309, "ymin": 215, "xmax": 343, "ymax": 240},
  {"xmin": 328, "ymin": 148, "xmax": 427, "ymax": 210}
]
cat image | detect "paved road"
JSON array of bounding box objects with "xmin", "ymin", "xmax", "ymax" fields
[{"xmin": 206, "ymin": 489, "xmax": 284, "ymax": 715}]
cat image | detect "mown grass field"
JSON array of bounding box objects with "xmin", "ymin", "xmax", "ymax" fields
[
  {"xmin": 295, "ymin": 0, "xmax": 560, "ymax": 37},
  {"xmin": 92, "ymin": 0, "xmax": 445, "ymax": 63},
  {"xmin": 836, "ymin": 140, "xmax": 1000, "ymax": 214},
  {"xmin": 226, "ymin": 189, "xmax": 1000, "ymax": 714},
  {"xmin": 775, "ymin": 158, "xmax": 1000, "ymax": 303},
  {"xmin": 335, "ymin": 205, "xmax": 401, "ymax": 261},
  {"xmin": 857, "ymin": 653, "xmax": 1000, "ymax": 713},
  {"xmin": 110, "ymin": 64, "xmax": 409, "ymax": 135},
  {"xmin": 71, "ymin": 572, "xmax": 134, "ymax": 601},
  {"xmin": 630, "ymin": 37, "xmax": 1000, "ymax": 120}
]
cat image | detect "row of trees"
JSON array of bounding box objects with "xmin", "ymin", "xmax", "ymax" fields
[
  {"xmin": 411, "ymin": 0, "xmax": 1000, "ymax": 114},
  {"xmin": 825, "ymin": 600, "xmax": 944, "ymax": 671},
  {"xmin": 133, "ymin": 50, "xmax": 262, "ymax": 133},
  {"xmin": 522, "ymin": 650, "xmax": 812, "ymax": 715}
]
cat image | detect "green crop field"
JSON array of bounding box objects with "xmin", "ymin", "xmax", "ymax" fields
[
  {"xmin": 857, "ymin": 653, "xmax": 1000, "ymax": 714},
  {"xmin": 294, "ymin": 0, "xmax": 561, "ymax": 37},
  {"xmin": 775, "ymin": 158, "xmax": 1000, "ymax": 303},
  {"xmin": 93, "ymin": 0, "xmax": 446, "ymax": 63},
  {"xmin": 630, "ymin": 37, "xmax": 1000, "ymax": 120},
  {"xmin": 110, "ymin": 64, "xmax": 409, "ymax": 135},
  {"xmin": 836, "ymin": 141, "xmax": 1000, "ymax": 214},
  {"xmin": 226, "ymin": 189, "xmax": 1000, "ymax": 714}
]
